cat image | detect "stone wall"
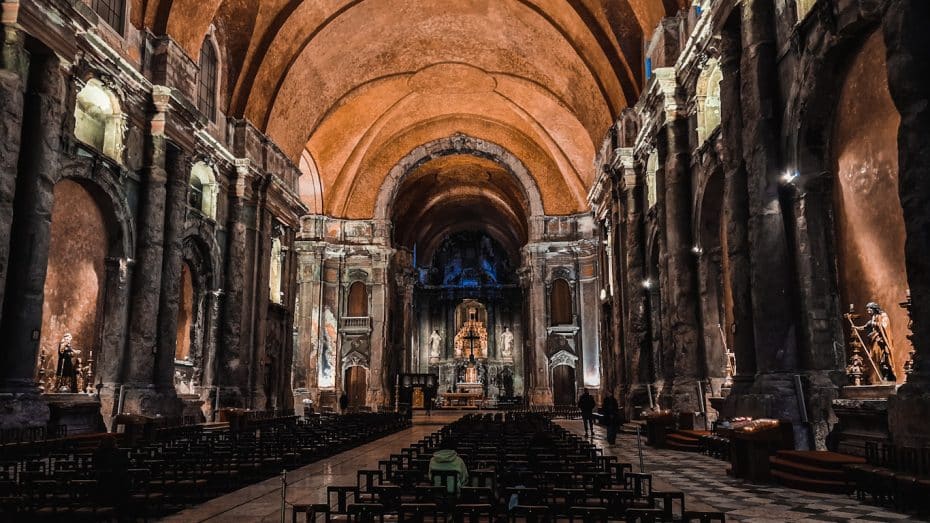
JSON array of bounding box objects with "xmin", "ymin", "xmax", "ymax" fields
[{"xmin": 0, "ymin": 0, "xmax": 305, "ymax": 430}]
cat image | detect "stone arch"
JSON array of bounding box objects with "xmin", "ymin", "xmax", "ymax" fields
[
  {"xmin": 174, "ymin": 233, "xmax": 220, "ymax": 395},
  {"xmin": 298, "ymin": 149, "xmax": 324, "ymax": 214},
  {"xmin": 374, "ymin": 134, "xmax": 545, "ymax": 229},
  {"xmin": 38, "ymin": 160, "xmax": 133, "ymax": 392},
  {"xmin": 695, "ymin": 59, "xmax": 722, "ymax": 145},
  {"xmin": 73, "ymin": 78, "xmax": 125, "ymax": 164}
]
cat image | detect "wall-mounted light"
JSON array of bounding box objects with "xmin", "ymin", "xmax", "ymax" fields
[
  {"xmin": 691, "ymin": 245, "xmax": 703, "ymax": 255},
  {"xmin": 642, "ymin": 278, "xmax": 653, "ymax": 290},
  {"xmin": 780, "ymin": 170, "xmax": 800, "ymax": 185}
]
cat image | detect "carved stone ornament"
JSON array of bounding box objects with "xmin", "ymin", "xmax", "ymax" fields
[
  {"xmin": 548, "ymin": 349, "xmax": 578, "ymax": 369},
  {"xmin": 343, "ymin": 350, "xmax": 369, "ymax": 370}
]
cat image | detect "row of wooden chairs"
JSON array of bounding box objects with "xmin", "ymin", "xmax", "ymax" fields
[{"xmin": 846, "ymin": 441, "xmax": 930, "ymax": 514}]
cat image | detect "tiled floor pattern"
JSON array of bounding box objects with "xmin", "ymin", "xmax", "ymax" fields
[
  {"xmin": 165, "ymin": 413, "xmax": 923, "ymax": 523},
  {"xmin": 558, "ymin": 420, "xmax": 922, "ymax": 523}
]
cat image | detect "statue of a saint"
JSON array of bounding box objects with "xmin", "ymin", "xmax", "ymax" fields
[
  {"xmin": 500, "ymin": 327, "xmax": 514, "ymax": 359},
  {"xmin": 56, "ymin": 333, "xmax": 81, "ymax": 393},
  {"xmin": 428, "ymin": 330, "xmax": 442, "ymax": 359},
  {"xmin": 849, "ymin": 302, "xmax": 897, "ymax": 383}
]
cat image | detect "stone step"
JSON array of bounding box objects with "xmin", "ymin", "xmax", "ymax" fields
[{"xmin": 770, "ymin": 468, "xmax": 851, "ymax": 495}]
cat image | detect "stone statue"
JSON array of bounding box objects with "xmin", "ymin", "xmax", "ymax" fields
[
  {"xmin": 428, "ymin": 330, "xmax": 442, "ymax": 360},
  {"xmin": 500, "ymin": 327, "xmax": 514, "ymax": 359},
  {"xmin": 55, "ymin": 333, "xmax": 81, "ymax": 393},
  {"xmin": 848, "ymin": 302, "xmax": 897, "ymax": 383}
]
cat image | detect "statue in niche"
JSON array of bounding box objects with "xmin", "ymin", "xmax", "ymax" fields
[
  {"xmin": 428, "ymin": 330, "xmax": 442, "ymax": 360},
  {"xmin": 56, "ymin": 333, "xmax": 80, "ymax": 393},
  {"xmin": 847, "ymin": 302, "xmax": 897, "ymax": 383},
  {"xmin": 500, "ymin": 368, "xmax": 514, "ymax": 398},
  {"xmin": 500, "ymin": 327, "xmax": 514, "ymax": 359}
]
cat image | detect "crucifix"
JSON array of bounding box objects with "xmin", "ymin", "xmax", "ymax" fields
[{"xmin": 463, "ymin": 325, "xmax": 480, "ymax": 364}]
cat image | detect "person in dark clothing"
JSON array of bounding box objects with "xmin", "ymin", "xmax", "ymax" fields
[
  {"xmin": 424, "ymin": 386, "xmax": 434, "ymax": 416},
  {"xmin": 602, "ymin": 391, "xmax": 620, "ymax": 444},
  {"xmin": 93, "ymin": 434, "xmax": 129, "ymax": 514},
  {"xmin": 577, "ymin": 388, "xmax": 596, "ymax": 436},
  {"xmin": 339, "ymin": 392, "xmax": 349, "ymax": 413}
]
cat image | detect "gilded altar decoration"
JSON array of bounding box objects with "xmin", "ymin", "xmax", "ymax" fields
[{"xmin": 454, "ymin": 309, "xmax": 488, "ymax": 360}]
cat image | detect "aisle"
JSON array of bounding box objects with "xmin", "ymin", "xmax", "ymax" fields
[
  {"xmin": 160, "ymin": 412, "xmax": 462, "ymax": 523},
  {"xmin": 558, "ymin": 420, "xmax": 919, "ymax": 523}
]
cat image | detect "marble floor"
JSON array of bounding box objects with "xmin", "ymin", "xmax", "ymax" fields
[
  {"xmin": 163, "ymin": 413, "xmax": 921, "ymax": 523},
  {"xmin": 562, "ymin": 420, "xmax": 922, "ymax": 523}
]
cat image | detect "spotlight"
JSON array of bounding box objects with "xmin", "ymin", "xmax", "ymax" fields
[
  {"xmin": 642, "ymin": 278, "xmax": 653, "ymax": 289},
  {"xmin": 780, "ymin": 170, "xmax": 800, "ymax": 185},
  {"xmin": 691, "ymin": 245, "xmax": 703, "ymax": 255}
]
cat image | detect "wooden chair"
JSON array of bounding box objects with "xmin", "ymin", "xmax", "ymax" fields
[
  {"xmin": 292, "ymin": 503, "xmax": 330, "ymax": 523},
  {"xmin": 649, "ymin": 490, "xmax": 685, "ymax": 521},
  {"xmin": 567, "ymin": 506, "xmax": 608, "ymax": 523},
  {"xmin": 624, "ymin": 508, "xmax": 663, "ymax": 522},
  {"xmin": 398, "ymin": 502, "xmax": 441, "ymax": 523},
  {"xmin": 682, "ymin": 511, "xmax": 726, "ymax": 522},
  {"xmin": 451, "ymin": 503, "xmax": 494, "ymax": 523},
  {"xmin": 509, "ymin": 505, "xmax": 551, "ymax": 523},
  {"xmin": 347, "ymin": 503, "xmax": 385, "ymax": 523}
]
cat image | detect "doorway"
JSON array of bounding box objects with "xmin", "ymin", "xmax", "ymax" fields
[
  {"xmin": 552, "ymin": 365, "xmax": 576, "ymax": 406},
  {"xmin": 344, "ymin": 366, "xmax": 368, "ymax": 408}
]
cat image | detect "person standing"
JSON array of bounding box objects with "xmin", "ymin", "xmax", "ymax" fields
[
  {"xmin": 424, "ymin": 386, "xmax": 434, "ymax": 417},
  {"xmin": 339, "ymin": 391, "xmax": 349, "ymax": 413},
  {"xmin": 577, "ymin": 388, "xmax": 596, "ymax": 436},
  {"xmin": 602, "ymin": 390, "xmax": 620, "ymax": 444}
]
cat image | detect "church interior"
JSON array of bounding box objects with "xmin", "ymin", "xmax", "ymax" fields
[{"xmin": 1, "ymin": 0, "xmax": 929, "ymax": 520}]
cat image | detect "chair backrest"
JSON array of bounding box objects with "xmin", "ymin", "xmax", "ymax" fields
[
  {"xmin": 431, "ymin": 469, "xmax": 459, "ymax": 493},
  {"xmin": 624, "ymin": 508, "xmax": 663, "ymax": 523},
  {"xmin": 625, "ymin": 472, "xmax": 652, "ymax": 499},
  {"xmin": 398, "ymin": 502, "xmax": 439, "ymax": 523},
  {"xmin": 650, "ymin": 491, "xmax": 685, "ymax": 521},
  {"xmin": 568, "ymin": 506, "xmax": 608, "ymax": 523},
  {"xmin": 682, "ymin": 511, "xmax": 726, "ymax": 523},
  {"xmin": 328, "ymin": 485, "xmax": 356, "ymax": 514},
  {"xmin": 452, "ymin": 503, "xmax": 493, "ymax": 523},
  {"xmin": 358, "ymin": 469, "xmax": 383, "ymax": 493},
  {"xmin": 509, "ymin": 505, "xmax": 551, "ymax": 523},
  {"xmin": 347, "ymin": 503, "xmax": 385, "ymax": 523}
]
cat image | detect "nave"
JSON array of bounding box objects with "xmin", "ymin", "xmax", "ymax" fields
[{"xmin": 166, "ymin": 413, "xmax": 923, "ymax": 522}]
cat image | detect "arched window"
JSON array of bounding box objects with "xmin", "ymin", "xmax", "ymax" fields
[
  {"xmin": 646, "ymin": 152, "xmax": 659, "ymax": 209},
  {"xmin": 549, "ymin": 279, "xmax": 573, "ymax": 326},
  {"xmin": 695, "ymin": 59, "xmax": 723, "ymax": 145},
  {"xmin": 90, "ymin": 0, "xmax": 125, "ymax": 33},
  {"xmin": 198, "ymin": 39, "xmax": 218, "ymax": 121},
  {"xmin": 188, "ymin": 162, "xmax": 218, "ymax": 219},
  {"xmin": 74, "ymin": 79, "xmax": 124, "ymax": 163},
  {"xmin": 347, "ymin": 282, "xmax": 368, "ymax": 317}
]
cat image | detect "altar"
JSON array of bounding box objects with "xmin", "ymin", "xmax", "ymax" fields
[{"xmin": 440, "ymin": 391, "xmax": 483, "ymax": 408}]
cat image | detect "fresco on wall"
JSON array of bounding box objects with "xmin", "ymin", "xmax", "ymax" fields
[{"xmin": 319, "ymin": 306, "xmax": 338, "ymax": 388}]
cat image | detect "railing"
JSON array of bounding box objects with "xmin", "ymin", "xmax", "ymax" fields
[{"xmin": 340, "ymin": 316, "xmax": 371, "ymax": 333}]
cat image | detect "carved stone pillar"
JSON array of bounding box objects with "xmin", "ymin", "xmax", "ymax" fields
[
  {"xmin": 576, "ymin": 241, "xmax": 602, "ymax": 392},
  {"xmin": 738, "ymin": 0, "xmax": 804, "ymax": 443},
  {"xmin": 0, "ymin": 4, "xmax": 27, "ymax": 330},
  {"xmin": 664, "ymin": 115, "xmax": 703, "ymax": 413},
  {"xmin": 97, "ymin": 257, "xmax": 133, "ymax": 421},
  {"xmin": 717, "ymin": 24, "xmax": 757, "ymax": 400},
  {"xmin": 885, "ymin": 0, "xmax": 930, "ymax": 446},
  {"xmin": 200, "ymin": 289, "xmax": 222, "ymax": 417},
  {"xmin": 294, "ymin": 245, "xmax": 323, "ymax": 406},
  {"xmin": 616, "ymin": 151, "xmax": 652, "ymax": 412},
  {"xmin": 522, "ymin": 244, "xmax": 552, "ymax": 405},
  {"xmin": 0, "ymin": 49, "xmax": 62, "ymax": 428},
  {"xmin": 123, "ymin": 86, "xmax": 182, "ymax": 416},
  {"xmin": 219, "ymin": 160, "xmax": 257, "ymax": 408},
  {"xmin": 154, "ymin": 147, "xmax": 191, "ymax": 391}
]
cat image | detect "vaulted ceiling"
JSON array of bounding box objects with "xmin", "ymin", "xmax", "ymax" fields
[{"xmin": 133, "ymin": 0, "xmax": 684, "ymax": 222}]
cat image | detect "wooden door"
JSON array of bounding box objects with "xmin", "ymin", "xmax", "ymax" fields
[
  {"xmin": 345, "ymin": 366, "xmax": 368, "ymax": 407},
  {"xmin": 552, "ymin": 365, "xmax": 576, "ymax": 405}
]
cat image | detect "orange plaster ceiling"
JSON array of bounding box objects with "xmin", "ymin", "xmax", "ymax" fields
[{"xmin": 137, "ymin": 0, "xmax": 686, "ymax": 220}]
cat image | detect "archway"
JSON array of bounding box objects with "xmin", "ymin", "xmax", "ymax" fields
[
  {"xmin": 73, "ymin": 79, "xmax": 124, "ymax": 164},
  {"xmin": 832, "ymin": 31, "xmax": 909, "ymax": 382},
  {"xmin": 38, "ymin": 179, "xmax": 110, "ymax": 393},
  {"xmin": 347, "ymin": 281, "xmax": 368, "ymax": 317}
]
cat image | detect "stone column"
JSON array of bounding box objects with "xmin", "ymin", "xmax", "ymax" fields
[
  {"xmin": 522, "ymin": 244, "xmax": 552, "ymax": 405},
  {"xmin": 123, "ymin": 86, "xmax": 181, "ymax": 416},
  {"xmin": 200, "ymin": 289, "xmax": 222, "ymax": 417},
  {"xmin": 97, "ymin": 257, "xmax": 133, "ymax": 420},
  {"xmin": 885, "ymin": 0, "xmax": 930, "ymax": 446},
  {"xmin": 250, "ymin": 207, "xmax": 273, "ymax": 410},
  {"xmin": 219, "ymin": 160, "xmax": 257, "ymax": 407},
  {"xmin": 154, "ymin": 147, "xmax": 191, "ymax": 392},
  {"xmin": 616, "ymin": 151, "xmax": 652, "ymax": 411},
  {"xmin": 0, "ymin": 3, "xmax": 27, "ymax": 329},
  {"xmin": 577, "ymin": 241, "xmax": 602, "ymax": 392},
  {"xmin": 664, "ymin": 115, "xmax": 704, "ymax": 413},
  {"xmin": 718, "ymin": 25, "xmax": 757, "ymax": 398},
  {"xmin": 368, "ymin": 251, "xmax": 390, "ymax": 407},
  {"xmin": 738, "ymin": 0, "xmax": 804, "ymax": 438},
  {"xmin": 0, "ymin": 50, "xmax": 62, "ymax": 428},
  {"xmin": 294, "ymin": 245, "xmax": 323, "ymax": 405}
]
